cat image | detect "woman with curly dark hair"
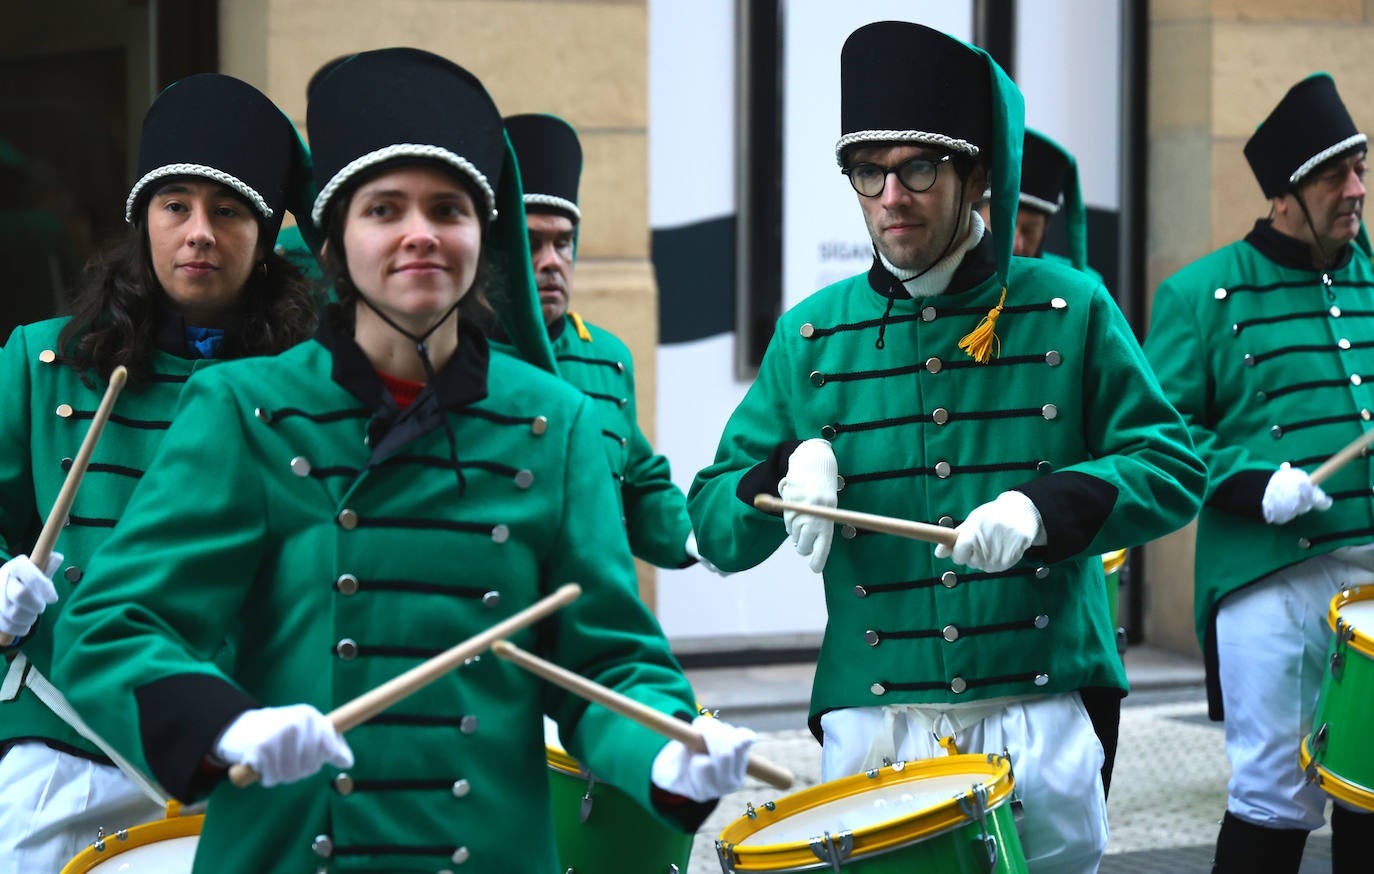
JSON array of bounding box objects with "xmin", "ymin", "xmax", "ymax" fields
[{"xmin": 0, "ymin": 72, "xmax": 317, "ymax": 871}]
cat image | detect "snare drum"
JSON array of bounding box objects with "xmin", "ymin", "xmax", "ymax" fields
[
  {"xmin": 546, "ymin": 721, "xmax": 693, "ymax": 872},
  {"xmin": 1102, "ymin": 549, "xmax": 1127, "ymax": 654},
  {"xmin": 715, "ymin": 753, "xmax": 1027, "ymax": 872},
  {"xmin": 60, "ymin": 813, "xmax": 202, "ymax": 873},
  {"xmin": 1301, "ymin": 585, "xmax": 1374, "ymax": 811}
]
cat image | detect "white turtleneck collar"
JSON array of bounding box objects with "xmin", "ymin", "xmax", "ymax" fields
[{"xmin": 878, "ymin": 209, "xmax": 986, "ymax": 299}]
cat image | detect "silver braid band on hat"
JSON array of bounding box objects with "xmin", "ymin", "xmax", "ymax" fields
[
  {"xmin": 1019, "ymin": 192, "xmax": 1062, "ymax": 215},
  {"xmin": 124, "ymin": 164, "xmax": 272, "ymax": 223},
  {"xmin": 523, "ymin": 193, "xmax": 581, "ymax": 222},
  {"xmin": 1289, "ymin": 133, "xmax": 1368, "ymax": 186},
  {"xmin": 834, "ymin": 130, "xmax": 979, "ymax": 166},
  {"xmin": 312, "ymin": 143, "xmax": 499, "ymax": 226}
]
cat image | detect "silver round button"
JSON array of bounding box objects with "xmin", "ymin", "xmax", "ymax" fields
[
  {"xmin": 514, "ymin": 470, "xmax": 534, "ymax": 489},
  {"xmin": 1041, "ymin": 404, "xmax": 1058, "ymax": 420},
  {"xmin": 809, "ymin": 371, "xmax": 826, "ymax": 387},
  {"xmin": 1331, "ymin": 306, "xmax": 1343, "ymax": 318},
  {"xmin": 56, "ymin": 404, "xmax": 73, "ymax": 418},
  {"xmin": 312, "ymin": 834, "xmax": 333, "ymax": 858},
  {"xmin": 1214, "ymin": 287, "xmax": 1228, "ymax": 300},
  {"xmin": 1271, "ymin": 425, "xmax": 1284, "ymax": 439},
  {"xmin": 335, "ymin": 639, "xmax": 358, "ymax": 660},
  {"xmin": 333, "ymin": 773, "xmax": 354, "ymax": 795},
  {"xmin": 254, "ymin": 407, "xmax": 272, "ymax": 423},
  {"xmin": 451, "ymin": 846, "xmax": 471, "ymax": 864},
  {"xmin": 925, "ymin": 357, "xmax": 943, "ymax": 373},
  {"xmin": 531, "ymin": 416, "xmax": 548, "ymax": 436},
  {"xmin": 950, "ymin": 677, "xmax": 968, "ymax": 694},
  {"xmin": 38, "ymin": 349, "xmax": 56, "ymax": 364},
  {"xmin": 821, "ymin": 425, "xmax": 837, "ymax": 439},
  {"xmin": 1045, "ymin": 350, "xmax": 1062, "ymax": 366},
  {"xmin": 841, "ymin": 525, "xmax": 857, "ymax": 539},
  {"xmin": 853, "ymin": 585, "xmax": 868, "ymax": 598},
  {"xmin": 1034, "ymin": 614, "xmax": 1050, "ymax": 629},
  {"xmin": 1034, "ymin": 673, "xmax": 1050, "ymax": 686},
  {"xmin": 864, "ymin": 630, "xmax": 880, "ymax": 647},
  {"xmin": 482, "ymin": 591, "xmax": 501, "ymax": 607},
  {"xmin": 1035, "ymin": 566, "xmax": 1050, "ymax": 580},
  {"xmin": 941, "ymin": 571, "xmax": 958, "ymax": 588},
  {"xmin": 800, "ymin": 323, "xmax": 815, "ymax": 338},
  {"xmin": 336, "ymin": 574, "xmax": 359, "ymax": 596},
  {"xmin": 337, "ymin": 509, "xmax": 359, "ymax": 530},
  {"xmin": 1340, "ymin": 338, "xmax": 1352, "ymax": 350},
  {"xmin": 460, "ymin": 715, "xmax": 478, "ymax": 735},
  {"xmin": 451, "ymin": 779, "xmax": 471, "ymax": 798},
  {"xmin": 1352, "ymin": 374, "xmax": 1363, "ymax": 386},
  {"xmin": 870, "ymin": 682, "xmax": 888, "ymax": 696},
  {"xmin": 932, "ymin": 408, "xmax": 949, "ymax": 425},
  {"xmin": 942, "ymin": 625, "xmax": 959, "ymax": 642},
  {"xmin": 290, "ymin": 456, "xmax": 312, "ymax": 477},
  {"xmin": 491, "ymin": 524, "xmax": 510, "ymax": 544},
  {"xmin": 937, "ymin": 516, "xmax": 954, "ymax": 527},
  {"xmin": 921, "ymin": 306, "xmax": 937, "ymax": 322},
  {"xmin": 1051, "ymin": 297, "xmax": 1067, "ymax": 309},
  {"xmin": 934, "ymin": 461, "xmax": 951, "ymax": 478}
]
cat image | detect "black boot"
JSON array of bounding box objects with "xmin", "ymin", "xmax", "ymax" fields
[
  {"xmin": 1329, "ymin": 804, "xmax": 1374, "ymax": 874},
  {"xmin": 1211, "ymin": 810, "xmax": 1308, "ymax": 874}
]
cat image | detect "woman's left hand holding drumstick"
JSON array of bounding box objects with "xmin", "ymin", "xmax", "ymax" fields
[
  {"xmin": 0, "ymin": 366, "xmax": 128, "ymax": 647},
  {"xmin": 491, "ymin": 639, "xmax": 795, "ymax": 795}
]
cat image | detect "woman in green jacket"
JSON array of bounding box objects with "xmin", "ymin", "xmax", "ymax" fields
[
  {"xmin": 54, "ymin": 48, "xmax": 753, "ymax": 874},
  {"xmin": 0, "ymin": 74, "xmax": 317, "ymax": 870}
]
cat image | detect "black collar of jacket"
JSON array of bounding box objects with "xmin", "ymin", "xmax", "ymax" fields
[
  {"xmin": 315, "ymin": 303, "xmax": 491, "ymax": 412},
  {"xmin": 152, "ymin": 296, "xmax": 246, "ymax": 359},
  {"xmin": 865, "ymin": 233, "xmax": 998, "ymax": 300},
  {"xmin": 1244, "ymin": 218, "xmax": 1354, "ymax": 272}
]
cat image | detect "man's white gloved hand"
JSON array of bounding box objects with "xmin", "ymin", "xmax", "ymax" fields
[
  {"xmin": 651, "ymin": 715, "xmax": 757, "ymax": 802},
  {"xmin": 213, "ymin": 704, "xmax": 354, "ymax": 787},
  {"xmin": 1262, "ymin": 462, "xmax": 1333, "ymax": 525},
  {"xmin": 0, "ymin": 551, "xmax": 63, "ymax": 640},
  {"xmin": 685, "ymin": 532, "xmax": 728, "ymax": 576},
  {"xmin": 934, "ymin": 491, "xmax": 1045, "ymax": 573},
  {"xmin": 779, "ymin": 439, "xmax": 839, "ymax": 573}
]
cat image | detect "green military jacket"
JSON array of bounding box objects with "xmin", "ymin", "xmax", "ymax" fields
[
  {"xmin": 497, "ymin": 313, "xmax": 692, "ymax": 568},
  {"xmin": 54, "ymin": 312, "xmax": 701, "ymax": 873},
  {"xmin": 1146, "ymin": 220, "xmax": 1374, "ymax": 703},
  {"xmin": 689, "ymin": 242, "xmax": 1204, "ymax": 735},
  {"xmin": 0, "ymin": 317, "xmax": 221, "ymax": 757}
]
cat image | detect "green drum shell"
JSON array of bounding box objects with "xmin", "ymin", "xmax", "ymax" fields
[
  {"xmin": 1306, "ymin": 589, "xmax": 1374, "ymax": 810},
  {"xmin": 716, "ymin": 758, "xmax": 1029, "ymax": 873},
  {"xmin": 547, "ymin": 746, "xmax": 694, "ymax": 872}
]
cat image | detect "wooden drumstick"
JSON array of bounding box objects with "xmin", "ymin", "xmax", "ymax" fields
[
  {"xmin": 753, "ymin": 493, "xmax": 959, "ymax": 548},
  {"xmin": 1309, "ymin": 429, "xmax": 1374, "ymax": 486},
  {"xmin": 0, "ymin": 365, "xmax": 128, "ymax": 647},
  {"xmin": 228, "ymin": 582, "xmax": 581, "ymax": 787},
  {"xmin": 491, "ymin": 639, "xmax": 795, "ymax": 791}
]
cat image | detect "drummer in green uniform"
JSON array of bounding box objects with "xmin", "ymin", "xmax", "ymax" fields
[
  {"xmin": 0, "ymin": 74, "xmax": 319, "ymax": 870},
  {"xmin": 53, "ymin": 48, "xmax": 755, "ymax": 873},
  {"xmin": 1144, "ymin": 73, "xmax": 1374, "ymax": 874},
  {"xmin": 501, "ymin": 113, "xmax": 718, "ymax": 573},
  {"xmin": 688, "ymin": 21, "xmax": 1205, "ymax": 873}
]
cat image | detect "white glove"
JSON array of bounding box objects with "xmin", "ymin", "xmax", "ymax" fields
[
  {"xmin": 934, "ymin": 491, "xmax": 1045, "ymax": 573},
  {"xmin": 213, "ymin": 704, "xmax": 354, "ymax": 787},
  {"xmin": 651, "ymin": 715, "xmax": 757, "ymax": 802},
  {"xmin": 1263, "ymin": 463, "xmax": 1333, "ymax": 525},
  {"xmin": 779, "ymin": 439, "xmax": 839, "ymax": 573},
  {"xmin": 685, "ymin": 532, "xmax": 728, "ymax": 576},
  {"xmin": 0, "ymin": 551, "xmax": 63, "ymax": 640}
]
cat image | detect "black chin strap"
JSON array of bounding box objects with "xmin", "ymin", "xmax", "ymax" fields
[
  {"xmin": 357, "ymin": 295, "xmax": 468, "ymax": 495},
  {"xmin": 1292, "ymin": 192, "xmax": 1339, "ymax": 300},
  {"xmin": 874, "ymin": 182, "xmax": 970, "ymax": 351}
]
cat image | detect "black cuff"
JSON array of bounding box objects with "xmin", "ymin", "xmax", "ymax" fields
[
  {"xmin": 736, "ymin": 440, "xmax": 804, "ymax": 510},
  {"xmin": 1209, "ymin": 470, "xmax": 1269, "ymax": 521},
  {"xmin": 134, "ymin": 673, "xmax": 258, "ymax": 802},
  {"xmin": 650, "ymin": 785, "xmax": 719, "ymax": 832},
  {"xmin": 1014, "ymin": 471, "xmax": 1118, "ymax": 563}
]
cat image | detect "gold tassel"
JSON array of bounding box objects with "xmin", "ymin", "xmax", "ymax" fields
[
  {"xmin": 957, "ymin": 287, "xmax": 1008, "ymax": 364},
  {"xmin": 937, "ymin": 734, "xmax": 960, "ymax": 756},
  {"xmin": 569, "ymin": 311, "xmax": 593, "ymax": 342}
]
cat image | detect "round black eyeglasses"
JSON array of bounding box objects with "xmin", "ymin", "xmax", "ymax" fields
[{"xmin": 842, "ymin": 154, "xmax": 952, "ymax": 197}]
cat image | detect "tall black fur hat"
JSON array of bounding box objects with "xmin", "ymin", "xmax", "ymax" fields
[
  {"xmin": 1244, "ymin": 73, "xmax": 1366, "ymax": 199},
  {"xmin": 505, "ymin": 113, "xmax": 583, "ymax": 223},
  {"xmin": 125, "ymin": 74, "xmax": 309, "ymax": 243},
  {"xmin": 308, "ymin": 47, "xmax": 504, "ymax": 227}
]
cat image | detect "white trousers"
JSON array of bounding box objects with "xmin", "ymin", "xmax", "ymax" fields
[
  {"xmin": 1214, "ymin": 545, "xmax": 1374, "ymax": 830},
  {"xmin": 820, "ymin": 692, "xmax": 1107, "ymax": 874},
  {"xmin": 0, "ymin": 741, "xmax": 165, "ymax": 874}
]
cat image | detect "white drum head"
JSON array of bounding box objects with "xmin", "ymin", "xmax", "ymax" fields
[
  {"xmin": 739, "ymin": 771, "xmax": 989, "ymax": 846},
  {"xmin": 1339, "ymin": 598, "xmax": 1374, "ymax": 632}
]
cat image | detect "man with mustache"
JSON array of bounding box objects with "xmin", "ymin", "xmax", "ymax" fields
[
  {"xmin": 688, "ymin": 21, "xmax": 1204, "ymax": 873},
  {"xmin": 503, "ymin": 113, "xmax": 715, "ymax": 574},
  {"xmin": 1145, "ymin": 74, "xmax": 1374, "ymax": 874}
]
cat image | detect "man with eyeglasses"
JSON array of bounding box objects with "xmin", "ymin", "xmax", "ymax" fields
[
  {"xmin": 1145, "ymin": 74, "xmax": 1374, "ymax": 874},
  {"xmin": 688, "ymin": 21, "xmax": 1203, "ymax": 873},
  {"xmin": 501, "ymin": 113, "xmax": 719, "ymax": 575}
]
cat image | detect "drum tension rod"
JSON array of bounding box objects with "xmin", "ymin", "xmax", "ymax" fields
[
  {"xmin": 809, "ymin": 830, "xmax": 854, "ymax": 873},
  {"xmin": 958, "ymin": 784, "xmax": 1000, "ymax": 872}
]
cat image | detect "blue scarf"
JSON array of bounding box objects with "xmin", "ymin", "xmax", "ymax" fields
[{"xmin": 184, "ymin": 327, "xmax": 226, "ymax": 359}]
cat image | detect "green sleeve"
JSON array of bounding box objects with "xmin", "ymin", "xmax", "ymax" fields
[
  {"xmin": 541, "ymin": 397, "xmax": 703, "ymax": 828},
  {"xmin": 686, "ymin": 325, "xmax": 797, "ymax": 572},
  {"xmin": 1145, "ymin": 278, "xmax": 1271, "ymax": 499},
  {"xmin": 620, "ymin": 359, "xmax": 692, "ymax": 568},
  {"xmin": 52, "ymin": 375, "xmax": 266, "ymax": 787}
]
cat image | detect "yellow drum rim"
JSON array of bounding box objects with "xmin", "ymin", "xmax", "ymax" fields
[
  {"xmin": 716, "ymin": 754, "xmax": 1013, "ymax": 870},
  {"xmin": 1101, "ymin": 549, "xmax": 1127, "ymax": 575},
  {"xmin": 1327, "ymin": 586, "xmax": 1374, "ymax": 657},
  {"xmin": 546, "ymin": 743, "xmax": 584, "ymax": 778},
  {"xmin": 1300, "ymin": 733, "xmax": 1374, "ymax": 811},
  {"xmin": 60, "ymin": 814, "xmax": 204, "ymax": 874}
]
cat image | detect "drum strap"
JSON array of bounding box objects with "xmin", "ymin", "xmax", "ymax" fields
[{"xmin": 5, "ymin": 652, "xmax": 172, "ymax": 807}]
